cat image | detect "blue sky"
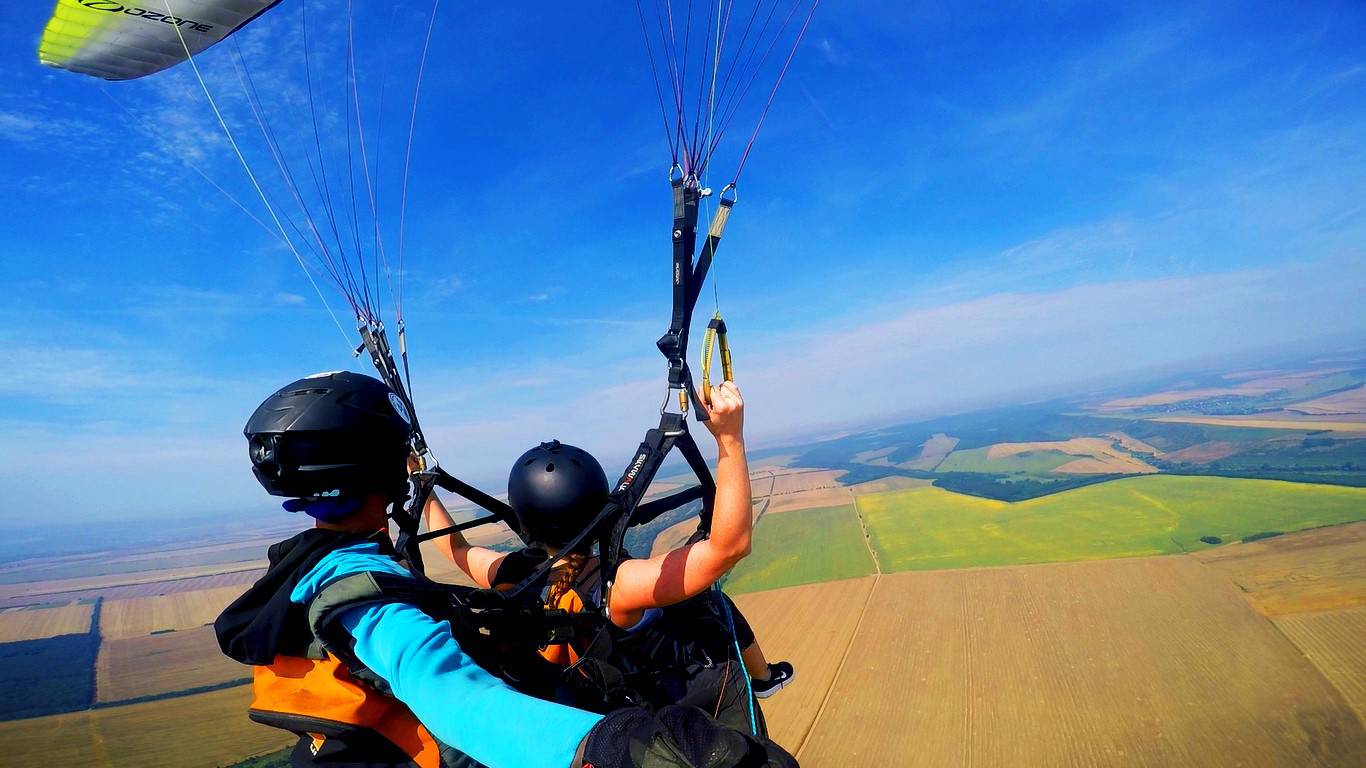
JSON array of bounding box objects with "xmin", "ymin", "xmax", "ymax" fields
[{"xmin": 1, "ymin": 1, "xmax": 1364, "ymax": 525}]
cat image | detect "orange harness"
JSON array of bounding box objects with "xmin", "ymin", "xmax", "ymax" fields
[{"xmin": 250, "ymin": 654, "xmax": 443, "ymax": 768}]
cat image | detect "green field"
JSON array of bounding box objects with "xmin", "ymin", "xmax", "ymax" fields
[
  {"xmin": 724, "ymin": 505, "xmax": 876, "ymax": 594},
  {"xmin": 857, "ymin": 475, "xmax": 1366, "ymax": 572}
]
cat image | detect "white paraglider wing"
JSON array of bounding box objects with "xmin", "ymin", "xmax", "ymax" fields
[{"xmin": 38, "ymin": 0, "xmax": 281, "ymax": 81}]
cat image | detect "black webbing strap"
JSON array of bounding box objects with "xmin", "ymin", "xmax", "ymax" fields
[
  {"xmin": 415, "ymin": 468, "xmax": 518, "ymax": 542},
  {"xmin": 600, "ymin": 414, "xmax": 688, "ymax": 589},
  {"xmin": 631, "ymin": 485, "xmax": 706, "ymax": 526},
  {"xmin": 673, "ymin": 430, "xmax": 717, "ymax": 531},
  {"xmin": 655, "ymin": 182, "xmax": 736, "ymax": 419},
  {"xmin": 361, "ymin": 321, "xmax": 435, "ymax": 572},
  {"xmin": 358, "ymin": 323, "xmax": 427, "ymax": 457},
  {"xmin": 393, "ymin": 471, "xmax": 432, "ymax": 572},
  {"xmin": 658, "ymin": 179, "xmax": 703, "ymax": 414},
  {"xmin": 395, "ymin": 466, "xmax": 521, "ymax": 568}
]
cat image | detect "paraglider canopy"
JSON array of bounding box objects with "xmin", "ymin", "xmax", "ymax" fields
[{"xmin": 39, "ymin": 0, "xmax": 283, "ymax": 81}]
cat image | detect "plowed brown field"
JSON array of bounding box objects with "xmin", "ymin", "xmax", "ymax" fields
[
  {"xmin": 849, "ymin": 476, "xmax": 932, "ymax": 495},
  {"xmin": 795, "ymin": 557, "xmax": 1365, "ymax": 766},
  {"xmin": 1193, "ymin": 521, "xmax": 1366, "ymax": 615},
  {"xmin": 0, "ymin": 685, "xmax": 291, "ymax": 767},
  {"xmin": 96, "ymin": 625, "xmax": 248, "ymax": 702},
  {"xmin": 765, "ymin": 469, "xmax": 853, "ymax": 514},
  {"xmin": 1274, "ymin": 606, "xmax": 1366, "ymax": 725},
  {"xmin": 731, "ymin": 576, "xmax": 876, "ymax": 751},
  {"xmin": 0, "ymin": 601, "xmax": 93, "ymax": 642}
]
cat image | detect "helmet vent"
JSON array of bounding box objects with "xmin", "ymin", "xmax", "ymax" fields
[
  {"xmin": 545, "ymin": 463, "xmax": 555, "ymax": 472},
  {"xmin": 571, "ymin": 458, "xmax": 583, "ymax": 467},
  {"xmin": 523, "ymin": 458, "xmax": 536, "ymax": 466}
]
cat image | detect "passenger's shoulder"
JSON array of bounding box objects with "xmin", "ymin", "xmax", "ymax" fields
[{"xmin": 292, "ymin": 542, "xmax": 412, "ymax": 604}]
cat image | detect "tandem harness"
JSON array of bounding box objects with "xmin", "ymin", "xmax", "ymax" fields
[
  {"xmin": 393, "ymin": 177, "xmax": 737, "ymax": 606},
  {"xmin": 360, "ymin": 176, "xmax": 755, "ymax": 731}
]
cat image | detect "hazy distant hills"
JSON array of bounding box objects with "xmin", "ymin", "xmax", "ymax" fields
[{"xmin": 782, "ymin": 354, "xmax": 1366, "ymax": 502}]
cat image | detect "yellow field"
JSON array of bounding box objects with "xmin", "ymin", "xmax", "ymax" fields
[
  {"xmin": 0, "ymin": 600, "xmax": 93, "ymax": 642},
  {"xmin": 795, "ymin": 557, "xmax": 1365, "ymax": 766},
  {"xmin": 731, "ymin": 576, "xmax": 876, "ymax": 751},
  {"xmin": 1274, "ymin": 607, "xmax": 1366, "ymax": 725},
  {"xmin": 0, "ymin": 685, "xmax": 292, "ymax": 768},
  {"xmin": 96, "ymin": 625, "xmax": 248, "ymax": 703},
  {"xmin": 986, "ymin": 436, "xmax": 1157, "ymax": 474},
  {"xmin": 101, "ymin": 585, "xmax": 247, "ymax": 640}
]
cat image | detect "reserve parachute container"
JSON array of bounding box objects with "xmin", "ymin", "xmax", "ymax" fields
[{"xmin": 38, "ymin": 0, "xmax": 281, "ymax": 81}]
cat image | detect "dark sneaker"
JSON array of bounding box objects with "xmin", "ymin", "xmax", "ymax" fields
[{"xmin": 751, "ymin": 661, "xmax": 794, "ymax": 699}]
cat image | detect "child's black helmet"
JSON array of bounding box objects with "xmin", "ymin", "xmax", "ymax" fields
[
  {"xmin": 508, "ymin": 440, "xmax": 609, "ymax": 549},
  {"xmin": 244, "ymin": 371, "xmax": 413, "ymax": 498}
]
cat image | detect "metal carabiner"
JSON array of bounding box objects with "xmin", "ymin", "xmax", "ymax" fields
[{"xmin": 700, "ymin": 312, "xmax": 734, "ymax": 407}]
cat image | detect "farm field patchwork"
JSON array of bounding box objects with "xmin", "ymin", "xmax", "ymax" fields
[
  {"xmin": 101, "ymin": 585, "xmax": 247, "ymax": 640},
  {"xmin": 0, "ymin": 684, "xmax": 292, "ymax": 768},
  {"xmin": 731, "ymin": 576, "xmax": 876, "ymax": 752},
  {"xmin": 935, "ymin": 446, "xmax": 1076, "ymax": 475},
  {"xmin": 762, "ymin": 469, "xmax": 853, "ymax": 513},
  {"xmin": 856, "ymin": 475, "xmax": 1366, "ymax": 572},
  {"xmin": 798, "ymin": 557, "xmax": 1366, "ymax": 767},
  {"xmin": 0, "ymin": 600, "xmax": 93, "ymax": 642},
  {"xmin": 0, "ymin": 569, "xmax": 265, "ymax": 611},
  {"xmin": 0, "ymin": 543, "xmax": 272, "ymax": 586},
  {"xmin": 1150, "ymin": 415, "xmax": 1366, "ymax": 432},
  {"xmin": 987, "ymin": 437, "xmax": 1158, "ymax": 474},
  {"xmin": 766, "ymin": 485, "xmax": 854, "ymax": 513},
  {"xmin": 0, "ymin": 560, "xmax": 266, "ymax": 606},
  {"xmin": 725, "ymin": 505, "xmax": 876, "ymax": 594},
  {"xmin": 848, "ymin": 475, "xmax": 932, "ymax": 495},
  {"xmin": 96, "ymin": 625, "xmax": 249, "ymax": 703}
]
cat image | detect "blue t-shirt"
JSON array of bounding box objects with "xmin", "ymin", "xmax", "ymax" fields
[{"xmin": 291, "ymin": 541, "xmax": 601, "ymax": 768}]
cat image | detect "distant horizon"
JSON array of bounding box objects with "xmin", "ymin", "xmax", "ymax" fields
[{"xmin": 4, "ymin": 333, "xmax": 1359, "ymax": 564}]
